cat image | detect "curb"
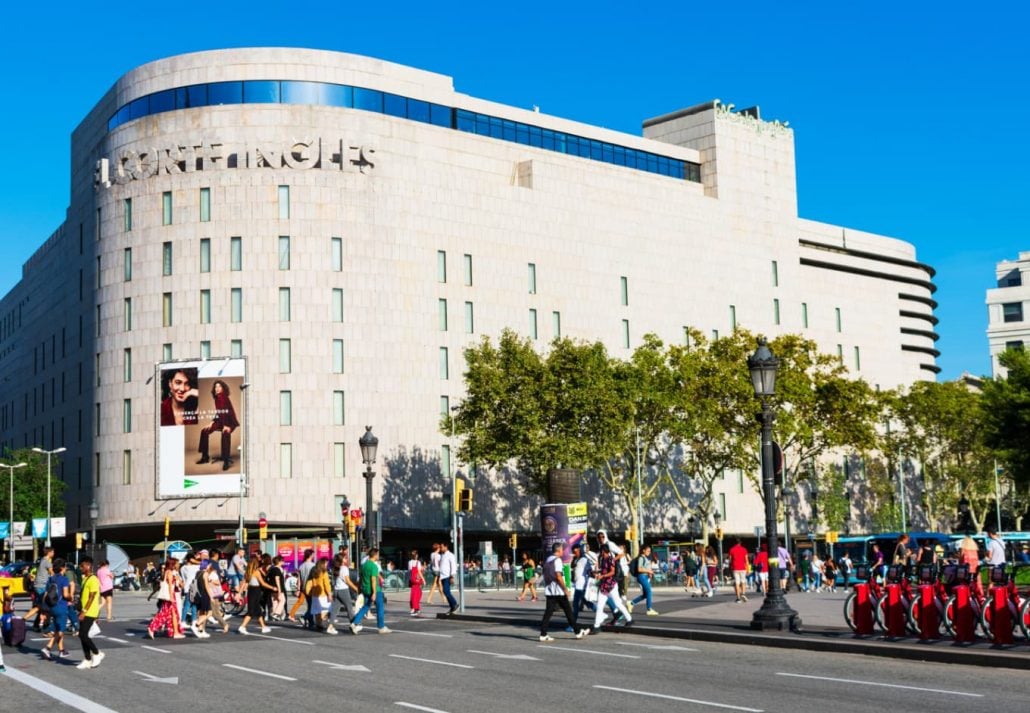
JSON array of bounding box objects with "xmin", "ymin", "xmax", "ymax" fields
[{"xmin": 440, "ymin": 613, "xmax": 1030, "ymax": 671}]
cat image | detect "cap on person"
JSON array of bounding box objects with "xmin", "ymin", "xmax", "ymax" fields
[{"xmin": 197, "ymin": 549, "xmax": 210, "ymax": 558}]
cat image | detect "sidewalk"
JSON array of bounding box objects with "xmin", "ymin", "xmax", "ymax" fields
[{"xmin": 442, "ymin": 584, "xmax": 1030, "ymax": 670}]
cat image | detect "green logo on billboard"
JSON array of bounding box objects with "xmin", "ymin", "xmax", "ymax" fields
[{"xmin": 184, "ymin": 479, "xmax": 199, "ymax": 489}]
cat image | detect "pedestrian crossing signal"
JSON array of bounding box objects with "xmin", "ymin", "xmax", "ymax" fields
[
  {"xmin": 458, "ymin": 488, "xmax": 473, "ymax": 512},
  {"xmin": 509, "ymin": 534, "xmax": 518, "ymax": 549}
]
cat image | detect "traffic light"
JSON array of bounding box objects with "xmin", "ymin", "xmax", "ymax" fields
[
  {"xmin": 458, "ymin": 487, "xmax": 473, "ymax": 512},
  {"xmin": 75, "ymin": 532, "xmax": 83, "ymax": 550},
  {"xmin": 259, "ymin": 516, "xmax": 268, "ymax": 541},
  {"xmin": 454, "ymin": 477, "xmax": 466, "ymax": 513},
  {"xmin": 508, "ymin": 534, "xmax": 518, "ymax": 549},
  {"xmin": 351, "ymin": 509, "xmax": 363, "ymax": 530},
  {"xmin": 164, "ymin": 516, "xmax": 170, "ymax": 538}
]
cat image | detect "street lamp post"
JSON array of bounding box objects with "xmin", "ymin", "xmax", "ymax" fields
[
  {"xmin": 32, "ymin": 447, "xmax": 66, "ymax": 547},
  {"xmin": 748, "ymin": 339, "xmax": 801, "ymax": 631},
  {"xmin": 359, "ymin": 426, "xmax": 379, "ymax": 551},
  {"xmin": 713, "ymin": 509, "xmax": 723, "ymax": 586},
  {"xmin": 89, "ymin": 498, "xmax": 99, "ymax": 560},
  {"xmin": 1, "ymin": 462, "xmax": 27, "ymax": 563}
]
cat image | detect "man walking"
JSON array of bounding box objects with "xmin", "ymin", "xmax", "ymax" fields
[
  {"xmin": 76, "ymin": 557, "xmax": 103, "ymax": 670},
  {"xmin": 350, "ymin": 548, "xmax": 390, "ymax": 634},
  {"xmin": 985, "ymin": 528, "xmax": 1006, "ymax": 568},
  {"xmin": 229, "ymin": 548, "xmax": 246, "ymax": 592},
  {"xmin": 25, "ymin": 546, "xmax": 54, "ymax": 632},
  {"xmin": 438, "ymin": 542, "xmax": 459, "ymax": 615},
  {"xmin": 727, "ymin": 538, "xmax": 749, "ymax": 603},
  {"xmin": 538, "ymin": 542, "xmax": 588, "ymax": 642}
]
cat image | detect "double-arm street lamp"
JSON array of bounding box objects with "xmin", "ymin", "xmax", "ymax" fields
[
  {"xmin": 748, "ymin": 339, "xmax": 801, "ymax": 631},
  {"xmin": 359, "ymin": 426, "xmax": 379, "ymax": 551},
  {"xmin": 32, "ymin": 447, "xmax": 66, "ymax": 547},
  {"xmin": 1, "ymin": 461, "xmax": 27, "ymax": 562}
]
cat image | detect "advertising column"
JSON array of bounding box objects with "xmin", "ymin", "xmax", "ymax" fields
[{"xmin": 539, "ymin": 502, "xmax": 588, "ymax": 584}]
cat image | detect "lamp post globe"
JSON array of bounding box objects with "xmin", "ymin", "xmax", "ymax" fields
[
  {"xmin": 359, "ymin": 426, "xmax": 379, "ymax": 550},
  {"xmin": 747, "ymin": 338, "xmax": 800, "ymax": 631}
]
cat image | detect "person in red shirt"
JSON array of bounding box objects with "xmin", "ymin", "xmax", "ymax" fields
[
  {"xmin": 727, "ymin": 538, "xmax": 750, "ymax": 603},
  {"xmin": 753, "ymin": 543, "xmax": 770, "ymax": 595}
]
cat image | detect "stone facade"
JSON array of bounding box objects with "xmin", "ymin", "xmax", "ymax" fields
[{"xmin": 986, "ymin": 251, "xmax": 1030, "ymax": 377}]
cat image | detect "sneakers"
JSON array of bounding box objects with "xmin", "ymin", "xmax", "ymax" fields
[
  {"xmin": 190, "ymin": 623, "xmax": 201, "ymax": 637},
  {"xmin": 741, "ymin": 595, "xmax": 748, "ymax": 602},
  {"xmin": 539, "ymin": 634, "xmax": 555, "ymax": 642},
  {"xmin": 41, "ymin": 648, "xmax": 52, "ymax": 660},
  {"xmin": 706, "ymin": 591, "xmax": 714, "ymax": 598},
  {"xmin": 646, "ymin": 609, "xmax": 660, "ymax": 616},
  {"xmin": 91, "ymin": 652, "xmax": 105, "ymax": 668},
  {"xmin": 326, "ymin": 626, "xmax": 338, "ymax": 635},
  {"xmin": 60, "ymin": 650, "xmax": 70, "ymax": 658},
  {"xmin": 410, "ymin": 611, "xmax": 421, "ymax": 617},
  {"xmin": 238, "ymin": 626, "xmax": 250, "ymax": 635},
  {"xmin": 378, "ymin": 627, "xmax": 392, "ymax": 634},
  {"xmin": 349, "ymin": 623, "xmax": 363, "ymax": 635},
  {"xmin": 447, "ymin": 607, "xmax": 457, "ymax": 616},
  {"xmin": 260, "ymin": 626, "xmax": 272, "ymax": 633},
  {"xmin": 575, "ymin": 629, "xmax": 589, "ymax": 639},
  {"xmin": 76, "ymin": 660, "xmax": 93, "ymax": 670},
  {"xmin": 622, "ymin": 618, "xmax": 634, "ymax": 628},
  {"xmin": 735, "ymin": 598, "xmax": 742, "ymax": 603}
]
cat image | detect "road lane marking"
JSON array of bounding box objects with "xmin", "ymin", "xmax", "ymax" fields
[
  {"xmin": 223, "ymin": 663, "xmax": 298, "ymax": 681},
  {"xmin": 389, "ymin": 654, "xmax": 474, "ymax": 669},
  {"xmin": 313, "ymin": 659, "xmax": 370, "ymax": 672},
  {"xmin": 3, "ymin": 666, "xmax": 121, "ymax": 713},
  {"xmin": 105, "ymin": 637, "xmax": 130, "ymax": 644},
  {"xmin": 132, "ymin": 670, "xmax": 179, "ymax": 684},
  {"xmin": 391, "ymin": 629, "xmax": 453, "ymax": 638},
  {"xmin": 538, "ymin": 645, "xmax": 640, "ymax": 658},
  {"xmin": 775, "ymin": 673, "xmax": 984, "ymax": 697},
  {"xmin": 247, "ymin": 632, "xmax": 316, "ymax": 645},
  {"xmin": 467, "ymin": 649, "xmax": 541, "ymax": 661},
  {"xmin": 615, "ymin": 641, "xmax": 699, "ymax": 652},
  {"xmin": 594, "ymin": 686, "xmax": 763, "ymax": 712},
  {"xmin": 141, "ymin": 645, "xmax": 172, "ymax": 654},
  {"xmin": 395, "ymin": 703, "xmax": 451, "ymax": 713}
]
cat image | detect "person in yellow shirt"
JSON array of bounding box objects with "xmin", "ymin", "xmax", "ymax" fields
[
  {"xmin": 76, "ymin": 557, "xmax": 104, "ymax": 670},
  {"xmin": 305, "ymin": 559, "xmax": 336, "ymax": 635}
]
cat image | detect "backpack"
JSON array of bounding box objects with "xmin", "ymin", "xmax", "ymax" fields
[
  {"xmin": 187, "ymin": 573, "xmax": 201, "ymax": 603},
  {"xmin": 43, "ymin": 580, "xmax": 60, "ymax": 610},
  {"xmin": 629, "ymin": 555, "xmax": 643, "ymax": 577}
]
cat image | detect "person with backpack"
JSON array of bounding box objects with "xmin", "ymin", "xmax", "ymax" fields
[
  {"xmin": 538, "ymin": 542, "xmax": 589, "ymax": 642},
  {"xmin": 39, "ymin": 559, "xmax": 72, "ymax": 661},
  {"xmin": 350, "ymin": 548, "xmax": 390, "ymax": 634},
  {"xmin": 179, "ymin": 553, "xmax": 201, "ymax": 628},
  {"xmin": 589, "ymin": 542, "xmax": 633, "ymax": 633},
  {"xmin": 408, "ymin": 549, "xmax": 425, "ymax": 617},
  {"xmin": 629, "ymin": 544, "xmax": 659, "ymax": 615},
  {"xmin": 24, "ymin": 547, "xmax": 54, "ymax": 632}
]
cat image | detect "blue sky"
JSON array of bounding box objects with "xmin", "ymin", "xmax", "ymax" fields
[{"xmin": 1, "ymin": 2, "xmax": 1026, "ymax": 380}]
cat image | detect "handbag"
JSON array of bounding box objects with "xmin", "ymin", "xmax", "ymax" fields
[
  {"xmin": 354, "ymin": 593, "xmax": 365, "ymax": 610},
  {"xmin": 88, "ymin": 621, "xmax": 101, "ymax": 638},
  {"xmin": 156, "ymin": 581, "xmax": 172, "ymax": 602},
  {"xmin": 584, "ymin": 578, "xmax": 599, "ymax": 603}
]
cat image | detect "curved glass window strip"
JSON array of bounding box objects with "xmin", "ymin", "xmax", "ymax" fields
[{"xmin": 108, "ymin": 80, "xmax": 701, "ymax": 183}]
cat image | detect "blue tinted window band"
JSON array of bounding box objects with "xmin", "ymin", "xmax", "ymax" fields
[{"xmin": 107, "ymin": 79, "xmax": 701, "ymax": 183}]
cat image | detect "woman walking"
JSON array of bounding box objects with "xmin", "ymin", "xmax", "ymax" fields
[
  {"xmin": 305, "ymin": 558, "xmax": 335, "ymax": 634},
  {"xmin": 517, "ymin": 552, "xmax": 538, "ymax": 602},
  {"xmin": 148, "ymin": 560, "xmax": 186, "ymax": 639},
  {"xmin": 693, "ymin": 544, "xmax": 712, "ymax": 597},
  {"xmin": 96, "ymin": 560, "xmax": 115, "ymax": 622},
  {"xmin": 189, "ymin": 563, "xmax": 213, "ymax": 638},
  {"xmin": 330, "ymin": 552, "xmax": 359, "ymax": 631},
  {"xmin": 267, "ymin": 555, "xmax": 287, "ymax": 621},
  {"xmin": 408, "ymin": 550, "xmax": 424, "ymax": 617},
  {"xmin": 425, "ymin": 543, "xmax": 442, "ymax": 604},
  {"xmin": 237, "ymin": 557, "xmax": 275, "ymax": 635},
  {"xmin": 590, "ymin": 545, "xmax": 632, "ymax": 633},
  {"xmin": 203, "ymin": 561, "xmax": 229, "ymax": 634}
]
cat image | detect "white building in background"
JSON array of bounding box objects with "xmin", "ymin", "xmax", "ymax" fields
[
  {"xmin": 0, "ymin": 48, "xmax": 938, "ymax": 546},
  {"xmin": 986, "ymin": 252, "xmax": 1030, "ymax": 377}
]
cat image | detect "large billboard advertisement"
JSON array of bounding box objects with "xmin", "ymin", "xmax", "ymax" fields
[{"xmin": 156, "ymin": 358, "xmax": 246, "ymax": 498}]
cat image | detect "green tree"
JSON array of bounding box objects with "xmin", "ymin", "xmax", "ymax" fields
[
  {"xmin": 0, "ymin": 448, "xmax": 68, "ymax": 528},
  {"xmin": 982, "ymin": 348, "xmax": 1030, "ymax": 489}
]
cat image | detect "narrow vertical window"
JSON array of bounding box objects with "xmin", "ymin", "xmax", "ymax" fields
[
  {"xmin": 730, "ymin": 305, "xmax": 737, "ymax": 329},
  {"xmin": 620, "ymin": 276, "xmax": 628, "ymax": 306},
  {"xmin": 331, "ymin": 237, "xmax": 343, "ymax": 271},
  {"xmin": 683, "ymin": 326, "xmax": 691, "ymax": 348},
  {"xmin": 123, "ymin": 248, "xmax": 132, "ymax": 281},
  {"xmin": 122, "ymin": 450, "xmax": 132, "ymax": 486},
  {"xmin": 96, "ymin": 256, "xmax": 101, "ymax": 289},
  {"xmin": 332, "ymin": 339, "xmax": 344, "ymax": 373},
  {"xmin": 463, "ymin": 254, "xmax": 473, "ymax": 286},
  {"xmin": 773, "ymin": 298, "xmax": 781, "ymax": 325},
  {"xmin": 280, "ymin": 443, "xmax": 293, "ymax": 478},
  {"xmin": 96, "ymin": 208, "xmax": 102, "ymax": 241},
  {"xmin": 162, "ymin": 191, "xmax": 172, "ymax": 225},
  {"xmin": 200, "ymin": 340, "xmax": 211, "ymax": 360},
  {"xmin": 280, "ymin": 391, "xmax": 292, "ymax": 426},
  {"xmin": 333, "ymin": 391, "xmax": 345, "ymax": 425},
  {"xmin": 162, "ymin": 241, "xmax": 173, "ymax": 276},
  {"xmin": 162, "ymin": 343, "xmax": 173, "ymax": 361},
  {"xmin": 772, "ymin": 260, "xmax": 779, "ymax": 287},
  {"xmin": 231, "ymin": 288, "xmax": 243, "ymax": 323},
  {"xmin": 278, "ymin": 185, "xmax": 290, "ymax": 219},
  {"xmin": 199, "ymin": 187, "xmax": 211, "ymax": 222},
  {"xmin": 464, "ymin": 302, "xmax": 474, "ymax": 334},
  {"xmin": 332, "ymin": 289, "xmax": 344, "ymax": 322},
  {"xmin": 552, "ymin": 311, "xmax": 561, "ymax": 338},
  {"xmin": 199, "ymin": 239, "xmax": 211, "ymax": 273},
  {"xmin": 622, "ymin": 319, "xmax": 630, "ymax": 348},
  {"xmin": 95, "ymin": 452, "xmax": 100, "ymax": 486},
  {"xmin": 278, "ymin": 236, "xmax": 290, "ymax": 270},
  {"xmin": 854, "ymin": 346, "xmax": 861, "ymax": 371},
  {"xmin": 95, "ymin": 402, "xmax": 101, "ymax": 435},
  {"xmin": 836, "ymin": 344, "xmax": 844, "ymax": 363},
  {"xmin": 802, "ymin": 302, "xmax": 809, "ymax": 329},
  {"xmin": 123, "ymin": 348, "xmax": 131, "ymax": 383},
  {"xmin": 279, "ymin": 339, "xmax": 291, "ymax": 373},
  {"xmin": 712, "ymin": 329, "xmax": 719, "ymax": 340},
  {"xmin": 439, "ymin": 346, "xmax": 449, "ymax": 380},
  {"xmin": 230, "ymin": 340, "xmax": 242, "ymax": 358},
  {"xmin": 122, "ymin": 398, "xmax": 131, "ymax": 433},
  {"xmin": 96, "ymin": 305, "xmax": 101, "ymax": 337},
  {"xmin": 835, "ymin": 307, "xmax": 842, "ymax": 332},
  {"xmin": 279, "ymin": 287, "xmax": 291, "ymax": 321},
  {"xmin": 441, "ymin": 445, "xmax": 451, "ymax": 479},
  {"xmin": 437, "ymin": 250, "xmax": 447, "ymax": 282},
  {"xmin": 440, "ymin": 395, "xmax": 450, "ymax": 416},
  {"xmin": 333, "ymin": 443, "xmax": 346, "ymax": 478},
  {"xmin": 123, "ymin": 198, "xmax": 132, "ymax": 232},
  {"xmin": 200, "ymin": 290, "xmax": 211, "ymax": 324},
  {"xmin": 438, "ymin": 299, "xmax": 448, "ymax": 331},
  {"xmin": 230, "ymin": 237, "xmax": 242, "ymax": 271},
  {"xmin": 123, "ymin": 298, "xmax": 132, "ymax": 331},
  {"xmin": 528, "ymin": 263, "xmax": 537, "ymax": 294},
  {"xmin": 529, "ymin": 308, "xmax": 538, "ymax": 339}
]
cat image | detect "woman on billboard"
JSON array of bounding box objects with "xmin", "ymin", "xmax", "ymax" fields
[
  {"xmin": 196, "ymin": 380, "xmax": 240, "ymax": 471},
  {"xmin": 160, "ymin": 368, "xmax": 199, "ymax": 426}
]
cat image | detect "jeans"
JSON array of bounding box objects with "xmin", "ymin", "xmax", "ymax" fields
[
  {"xmin": 353, "ymin": 589, "xmax": 385, "ymax": 629},
  {"xmin": 631, "ymin": 574, "xmax": 653, "ymax": 610},
  {"xmin": 442, "ymin": 577, "xmax": 458, "ymax": 610},
  {"xmin": 181, "ymin": 595, "xmax": 197, "ymax": 624},
  {"xmin": 697, "ymin": 565, "xmax": 711, "ymax": 594},
  {"xmin": 571, "ymin": 588, "xmax": 595, "ymax": 622}
]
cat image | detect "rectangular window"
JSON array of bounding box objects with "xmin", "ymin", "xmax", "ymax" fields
[
  {"xmin": 162, "ymin": 343, "xmax": 173, "ymax": 361},
  {"xmin": 1005, "ymin": 340, "xmax": 1024, "ymax": 351},
  {"xmin": 96, "ymin": 207, "xmax": 102, "ymax": 241},
  {"xmin": 712, "ymin": 329, "xmax": 719, "ymax": 340},
  {"xmin": 441, "ymin": 444, "xmax": 451, "ymax": 479},
  {"xmin": 333, "ymin": 391, "xmax": 345, "ymax": 425},
  {"xmin": 95, "ymin": 452, "xmax": 100, "ymax": 487},
  {"xmin": 854, "ymin": 346, "xmax": 861, "ymax": 370},
  {"xmin": 96, "ymin": 256, "xmax": 101, "ymax": 289},
  {"xmin": 95, "ymin": 402, "xmax": 101, "ymax": 435},
  {"xmin": 463, "ymin": 254, "xmax": 473, "ymax": 286},
  {"xmin": 683, "ymin": 326, "xmax": 691, "ymax": 348},
  {"xmin": 200, "ymin": 290, "xmax": 211, "ymax": 324},
  {"xmin": 529, "ymin": 308, "xmax": 538, "ymax": 339},
  {"xmin": 280, "ymin": 390, "xmax": 292, "ymax": 426},
  {"xmin": 620, "ymin": 276, "xmax": 628, "ymax": 306},
  {"xmin": 835, "ymin": 307, "xmax": 842, "ymax": 332},
  {"xmin": 200, "ymin": 340, "xmax": 211, "ymax": 360},
  {"xmin": 332, "ymin": 289, "xmax": 344, "ymax": 322},
  {"xmin": 279, "ymin": 339, "xmax": 291, "ymax": 373},
  {"xmin": 231, "ymin": 288, "xmax": 243, "ymax": 323},
  {"xmin": 163, "ymin": 241, "xmax": 173, "ymax": 276},
  {"xmin": 279, "ymin": 287, "xmax": 291, "ymax": 321},
  {"xmin": 836, "ymin": 344, "xmax": 844, "ymax": 363},
  {"xmin": 122, "ymin": 449, "xmax": 132, "ymax": 486},
  {"xmin": 123, "ymin": 348, "xmax": 131, "ymax": 383},
  {"xmin": 464, "ymin": 302, "xmax": 474, "ymax": 334},
  {"xmin": 96, "ymin": 304, "xmax": 101, "ymax": 337},
  {"xmin": 437, "ymin": 250, "xmax": 447, "ymax": 283},
  {"xmin": 440, "ymin": 395, "xmax": 450, "ymax": 416},
  {"xmin": 773, "ymin": 298, "xmax": 781, "ymax": 325},
  {"xmin": 528, "ymin": 263, "xmax": 537, "ymax": 294},
  {"xmin": 802, "ymin": 303, "xmax": 809, "ymax": 328},
  {"xmin": 438, "ymin": 298, "xmax": 448, "ymax": 331},
  {"xmin": 162, "ymin": 191, "xmax": 172, "ymax": 225},
  {"xmin": 123, "ymin": 298, "xmax": 132, "ymax": 331},
  {"xmin": 552, "ymin": 311, "xmax": 561, "ymax": 338},
  {"xmin": 439, "ymin": 346, "xmax": 449, "ymax": 380},
  {"xmin": 123, "ymin": 248, "xmax": 132, "ymax": 281},
  {"xmin": 730, "ymin": 305, "xmax": 737, "ymax": 329},
  {"xmin": 199, "ymin": 239, "xmax": 211, "ymax": 273},
  {"xmin": 737, "ymin": 471, "xmax": 744, "ymax": 494},
  {"xmin": 332, "ymin": 339, "xmax": 344, "ymax": 373},
  {"xmin": 278, "ymin": 236, "xmax": 291, "ymax": 270},
  {"xmin": 719, "ymin": 493, "xmax": 727, "ymax": 521},
  {"xmin": 331, "ymin": 237, "xmax": 343, "ymax": 272},
  {"xmin": 231, "ymin": 339, "xmax": 242, "ymax": 358},
  {"xmin": 1002, "ymin": 302, "xmax": 1024, "ymax": 323},
  {"xmin": 622, "ymin": 319, "xmax": 630, "ymax": 348},
  {"xmin": 230, "ymin": 237, "xmax": 242, "ymax": 271},
  {"xmin": 123, "ymin": 198, "xmax": 132, "ymax": 232},
  {"xmin": 772, "ymin": 260, "xmax": 779, "ymax": 287},
  {"xmin": 333, "ymin": 443, "xmax": 346, "ymax": 478},
  {"xmin": 122, "ymin": 398, "xmax": 131, "ymax": 433},
  {"xmin": 280, "ymin": 443, "xmax": 292, "ymax": 478},
  {"xmin": 199, "ymin": 187, "xmax": 211, "ymax": 222},
  {"xmin": 278, "ymin": 185, "xmax": 290, "ymax": 219}
]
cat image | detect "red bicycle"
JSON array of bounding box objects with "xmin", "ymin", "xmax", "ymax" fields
[
  {"xmin": 874, "ymin": 565, "xmax": 918, "ymax": 634},
  {"xmin": 943, "ymin": 564, "xmax": 987, "ymax": 636},
  {"xmin": 221, "ymin": 583, "xmax": 248, "ymax": 617}
]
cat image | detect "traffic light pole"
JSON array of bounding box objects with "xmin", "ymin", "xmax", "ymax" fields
[{"xmin": 457, "ymin": 513, "xmax": 465, "ymax": 612}]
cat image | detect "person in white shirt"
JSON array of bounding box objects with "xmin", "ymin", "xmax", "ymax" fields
[
  {"xmin": 985, "ymin": 528, "xmax": 1007, "ymax": 568},
  {"xmin": 570, "ymin": 543, "xmax": 596, "ymax": 625},
  {"xmin": 437, "ymin": 542, "xmax": 459, "ymax": 614},
  {"xmin": 538, "ymin": 542, "xmax": 588, "ymax": 642},
  {"xmin": 426, "ymin": 543, "xmax": 443, "ymax": 604}
]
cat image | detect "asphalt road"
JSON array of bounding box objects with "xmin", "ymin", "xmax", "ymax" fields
[{"xmin": 1, "ymin": 592, "xmax": 1026, "ymax": 713}]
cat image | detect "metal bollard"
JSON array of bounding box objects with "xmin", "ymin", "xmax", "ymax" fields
[
  {"xmin": 992, "ymin": 588, "xmax": 1014, "ymax": 646},
  {"xmin": 918, "ymin": 584, "xmax": 939, "ymax": 640},
  {"xmin": 886, "ymin": 583, "xmax": 906, "ymax": 638},
  {"xmin": 953, "ymin": 584, "xmax": 974, "ymax": 643},
  {"xmin": 854, "ymin": 583, "xmax": 874, "ymax": 636}
]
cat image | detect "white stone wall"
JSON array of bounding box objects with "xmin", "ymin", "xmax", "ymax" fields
[{"xmin": 987, "ymin": 251, "xmax": 1030, "ymax": 377}]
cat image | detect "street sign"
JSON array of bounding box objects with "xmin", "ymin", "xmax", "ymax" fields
[{"xmin": 50, "ymin": 517, "xmax": 67, "ymax": 538}]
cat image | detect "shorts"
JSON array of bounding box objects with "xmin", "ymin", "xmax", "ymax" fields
[
  {"xmin": 732, "ymin": 570, "xmax": 747, "ymax": 586},
  {"xmin": 100, "ymin": 589, "xmax": 113, "ymax": 598},
  {"xmin": 49, "ymin": 609, "xmax": 70, "ymax": 633},
  {"xmin": 758, "ymin": 572, "xmax": 769, "ymax": 582},
  {"xmin": 311, "ymin": 594, "xmax": 331, "ymax": 615}
]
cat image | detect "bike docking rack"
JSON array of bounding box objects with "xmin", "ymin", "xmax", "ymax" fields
[
  {"xmin": 987, "ymin": 565, "xmax": 1015, "ymax": 647},
  {"xmin": 915, "ymin": 564, "xmax": 941, "ymax": 641},
  {"xmin": 884, "ymin": 565, "xmax": 908, "ymax": 639}
]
